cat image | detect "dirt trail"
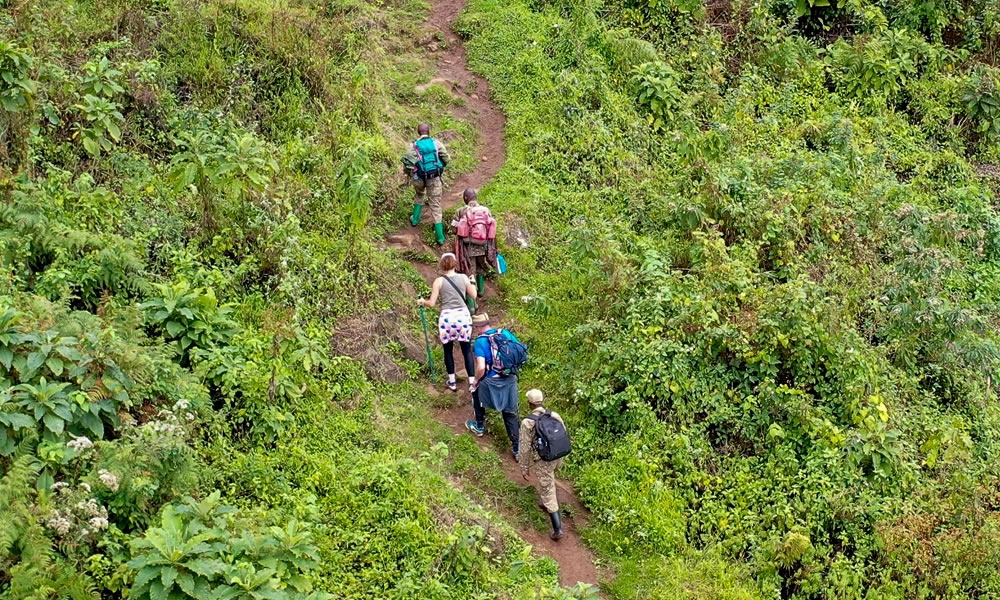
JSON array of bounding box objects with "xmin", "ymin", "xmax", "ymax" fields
[{"xmin": 383, "ymin": 0, "xmax": 605, "ymax": 592}]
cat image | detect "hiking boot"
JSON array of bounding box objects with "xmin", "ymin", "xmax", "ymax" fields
[
  {"xmin": 548, "ymin": 511, "xmax": 564, "ymax": 540},
  {"xmin": 433, "ymin": 222, "xmax": 445, "ymax": 245},
  {"xmin": 410, "ymin": 204, "xmax": 422, "ymax": 226},
  {"xmin": 465, "ymin": 420, "xmax": 484, "ymax": 437},
  {"xmin": 512, "ymin": 449, "xmax": 519, "ymax": 461},
  {"xmin": 446, "ymin": 380, "xmax": 458, "ymax": 392}
]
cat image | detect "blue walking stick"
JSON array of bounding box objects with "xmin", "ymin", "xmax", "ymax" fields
[{"xmin": 419, "ymin": 304, "xmax": 436, "ymax": 383}]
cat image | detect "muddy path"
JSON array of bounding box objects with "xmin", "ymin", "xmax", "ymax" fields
[{"xmin": 383, "ymin": 0, "xmax": 606, "ymax": 592}]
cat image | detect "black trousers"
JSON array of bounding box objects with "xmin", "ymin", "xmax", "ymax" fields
[
  {"xmin": 472, "ymin": 387, "xmax": 520, "ymax": 454},
  {"xmin": 442, "ymin": 340, "xmax": 475, "ymax": 377}
]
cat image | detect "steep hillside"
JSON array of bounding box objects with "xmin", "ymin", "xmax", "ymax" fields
[
  {"xmin": 0, "ymin": 0, "xmax": 595, "ymax": 598},
  {"xmin": 457, "ymin": 0, "xmax": 1000, "ymax": 597},
  {"xmin": 4, "ymin": 0, "xmax": 1000, "ymax": 598}
]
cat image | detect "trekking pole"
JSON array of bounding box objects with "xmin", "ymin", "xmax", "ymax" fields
[{"xmin": 419, "ymin": 304, "xmax": 436, "ymax": 383}]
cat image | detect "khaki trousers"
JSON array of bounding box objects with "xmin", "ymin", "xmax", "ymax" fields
[{"xmin": 412, "ymin": 176, "xmax": 443, "ymax": 223}]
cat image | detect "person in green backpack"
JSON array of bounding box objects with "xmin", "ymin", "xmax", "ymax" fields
[{"xmin": 402, "ymin": 124, "xmax": 451, "ymax": 244}]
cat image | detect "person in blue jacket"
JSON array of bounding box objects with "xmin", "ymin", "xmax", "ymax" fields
[{"xmin": 467, "ymin": 313, "xmax": 521, "ymax": 459}]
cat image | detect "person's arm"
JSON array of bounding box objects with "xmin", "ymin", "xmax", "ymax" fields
[
  {"xmin": 466, "ymin": 277, "xmax": 477, "ymax": 300},
  {"xmin": 418, "ymin": 278, "xmax": 442, "ymax": 307},
  {"xmin": 474, "ymin": 356, "xmax": 486, "ymax": 382},
  {"xmin": 436, "ymin": 140, "xmax": 451, "ymax": 167},
  {"xmin": 518, "ymin": 419, "xmax": 532, "ymax": 477}
]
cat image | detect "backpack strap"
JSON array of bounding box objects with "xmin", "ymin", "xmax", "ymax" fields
[{"xmin": 442, "ymin": 274, "xmax": 475, "ymax": 311}]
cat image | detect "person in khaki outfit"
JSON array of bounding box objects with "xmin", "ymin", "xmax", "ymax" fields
[
  {"xmin": 402, "ymin": 123, "xmax": 451, "ymax": 244},
  {"xmin": 518, "ymin": 389, "xmax": 565, "ymax": 540}
]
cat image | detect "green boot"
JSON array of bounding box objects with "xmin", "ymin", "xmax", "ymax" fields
[
  {"xmin": 466, "ymin": 295, "xmax": 477, "ymax": 312},
  {"xmin": 410, "ymin": 204, "xmax": 422, "ymax": 226},
  {"xmin": 433, "ymin": 222, "xmax": 445, "ymax": 245},
  {"xmin": 476, "ymin": 274, "xmax": 485, "ymax": 297}
]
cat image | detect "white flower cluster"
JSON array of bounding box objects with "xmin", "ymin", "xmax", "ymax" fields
[
  {"xmin": 98, "ymin": 469, "xmax": 120, "ymax": 492},
  {"xmin": 75, "ymin": 497, "xmax": 106, "ymax": 519},
  {"xmin": 67, "ymin": 436, "xmax": 94, "ymax": 452},
  {"xmin": 45, "ymin": 512, "xmax": 73, "ymax": 535},
  {"xmin": 141, "ymin": 400, "xmax": 196, "ymax": 436},
  {"xmin": 43, "ymin": 483, "xmax": 110, "ymax": 540}
]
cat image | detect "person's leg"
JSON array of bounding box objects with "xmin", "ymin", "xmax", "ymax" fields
[
  {"xmin": 473, "ymin": 388, "xmax": 486, "ymax": 427},
  {"xmin": 428, "ymin": 177, "xmax": 445, "ymax": 243},
  {"xmin": 411, "ymin": 179, "xmax": 426, "ymax": 225},
  {"xmin": 502, "ymin": 410, "xmax": 521, "ymax": 456},
  {"xmin": 475, "ymin": 256, "xmax": 487, "ymax": 296},
  {"xmin": 459, "ymin": 341, "xmax": 475, "ymax": 386},
  {"xmin": 442, "ymin": 341, "xmax": 457, "ymax": 388},
  {"xmin": 539, "ymin": 458, "xmax": 564, "ymax": 539},
  {"xmin": 536, "ymin": 459, "xmax": 560, "ymax": 513},
  {"xmin": 467, "ymin": 387, "xmax": 486, "ymax": 434}
]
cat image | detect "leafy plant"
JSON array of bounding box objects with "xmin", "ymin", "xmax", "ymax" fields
[
  {"xmin": 72, "ymin": 94, "xmax": 125, "ymax": 157},
  {"xmin": 0, "ymin": 41, "xmax": 36, "ymax": 113},
  {"xmin": 961, "ymin": 65, "xmax": 1000, "ymax": 144},
  {"xmin": 141, "ymin": 282, "xmax": 237, "ymax": 366},
  {"xmin": 168, "ymin": 130, "xmax": 277, "ymax": 231},
  {"xmin": 631, "ymin": 61, "xmax": 683, "ymax": 130},
  {"xmin": 127, "ymin": 492, "xmax": 330, "ymax": 600}
]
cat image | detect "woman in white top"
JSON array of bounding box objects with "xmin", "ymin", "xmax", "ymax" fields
[{"xmin": 417, "ymin": 253, "xmax": 478, "ymax": 391}]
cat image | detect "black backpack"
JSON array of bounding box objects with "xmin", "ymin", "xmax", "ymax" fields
[{"xmin": 527, "ymin": 410, "xmax": 571, "ymax": 461}]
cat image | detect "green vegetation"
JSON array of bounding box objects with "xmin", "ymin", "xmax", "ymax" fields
[
  {"xmin": 6, "ymin": 0, "xmax": 1000, "ymax": 597},
  {"xmin": 0, "ymin": 0, "xmax": 588, "ymax": 598},
  {"xmin": 456, "ymin": 0, "xmax": 1000, "ymax": 597}
]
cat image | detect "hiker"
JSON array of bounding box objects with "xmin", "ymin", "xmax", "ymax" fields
[
  {"xmin": 452, "ymin": 188, "xmax": 498, "ymax": 298},
  {"xmin": 417, "ymin": 253, "xmax": 478, "ymax": 392},
  {"xmin": 467, "ymin": 313, "xmax": 527, "ymax": 459},
  {"xmin": 518, "ymin": 389, "xmax": 571, "ymax": 540},
  {"xmin": 402, "ymin": 124, "xmax": 451, "ymax": 244}
]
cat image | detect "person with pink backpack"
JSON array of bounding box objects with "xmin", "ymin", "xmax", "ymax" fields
[{"xmin": 452, "ymin": 188, "xmax": 498, "ymax": 300}]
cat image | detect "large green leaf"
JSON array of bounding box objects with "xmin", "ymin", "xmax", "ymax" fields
[{"xmin": 42, "ymin": 413, "xmax": 64, "ymax": 435}]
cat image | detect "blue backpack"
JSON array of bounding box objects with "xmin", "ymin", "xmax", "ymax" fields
[
  {"xmin": 413, "ymin": 137, "xmax": 443, "ymax": 179},
  {"xmin": 486, "ymin": 332, "xmax": 528, "ymax": 376}
]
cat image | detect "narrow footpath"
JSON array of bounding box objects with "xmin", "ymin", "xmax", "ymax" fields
[{"xmin": 384, "ymin": 0, "xmax": 605, "ymax": 592}]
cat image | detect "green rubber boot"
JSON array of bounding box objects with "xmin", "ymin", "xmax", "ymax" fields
[
  {"xmin": 476, "ymin": 274, "xmax": 485, "ymax": 297},
  {"xmin": 410, "ymin": 204, "xmax": 422, "ymax": 226},
  {"xmin": 433, "ymin": 222, "xmax": 445, "ymax": 245},
  {"xmin": 466, "ymin": 295, "xmax": 476, "ymax": 312}
]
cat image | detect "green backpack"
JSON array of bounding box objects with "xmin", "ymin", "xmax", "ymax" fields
[{"xmin": 413, "ymin": 138, "xmax": 443, "ymax": 179}]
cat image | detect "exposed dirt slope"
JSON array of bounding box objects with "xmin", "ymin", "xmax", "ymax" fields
[{"xmin": 383, "ymin": 0, "xmax": 606, "ymax": 591}]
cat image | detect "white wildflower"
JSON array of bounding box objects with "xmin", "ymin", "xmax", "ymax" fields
[
  {"xmin": 98, "ymin": 469, "xmax": 120, "ymax": 492},
  {"xmin": 79, "ymin": 482, "xmax": 91, "ymax": 493},
  {"xmin": 45, "ymin": 512, "xmax": 72, "ymax": 536},
  {"xmin": 89, "ymin": 516, "xmax": 109, "ymax": 530},
  {"xmin": 173, "ymin": 398, "xmax": 190, "ymax": 411},
  {"xmin": 67, "ymin": 436, "xmax": 94, "ymax": 452}
]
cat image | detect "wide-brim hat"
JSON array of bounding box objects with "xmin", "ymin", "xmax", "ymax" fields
[{"xmin": 472, "ymin": 313, "xmax": 490, "ymax": 326}]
